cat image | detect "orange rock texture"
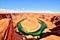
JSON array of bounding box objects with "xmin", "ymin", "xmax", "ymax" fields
[{"xmin": 0, "ymin": 13, "xmax": 60, "ymax": 40}]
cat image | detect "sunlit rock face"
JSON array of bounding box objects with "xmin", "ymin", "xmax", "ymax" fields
[
  {"xmin": 0, "ymin": 13, "xmax": 60, "ymax": 40},
  {"xmin": 0, "ymin": 14, "xmax": 11, "ymax": 40},
  {"xmin": 21, "ymin": 16, "xmax": 41, "ymax": 32}
]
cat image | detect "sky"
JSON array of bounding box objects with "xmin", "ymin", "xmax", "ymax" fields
[{"xmin": 0, "ymin": 0, "xmax": 60, "ymax": 13}]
